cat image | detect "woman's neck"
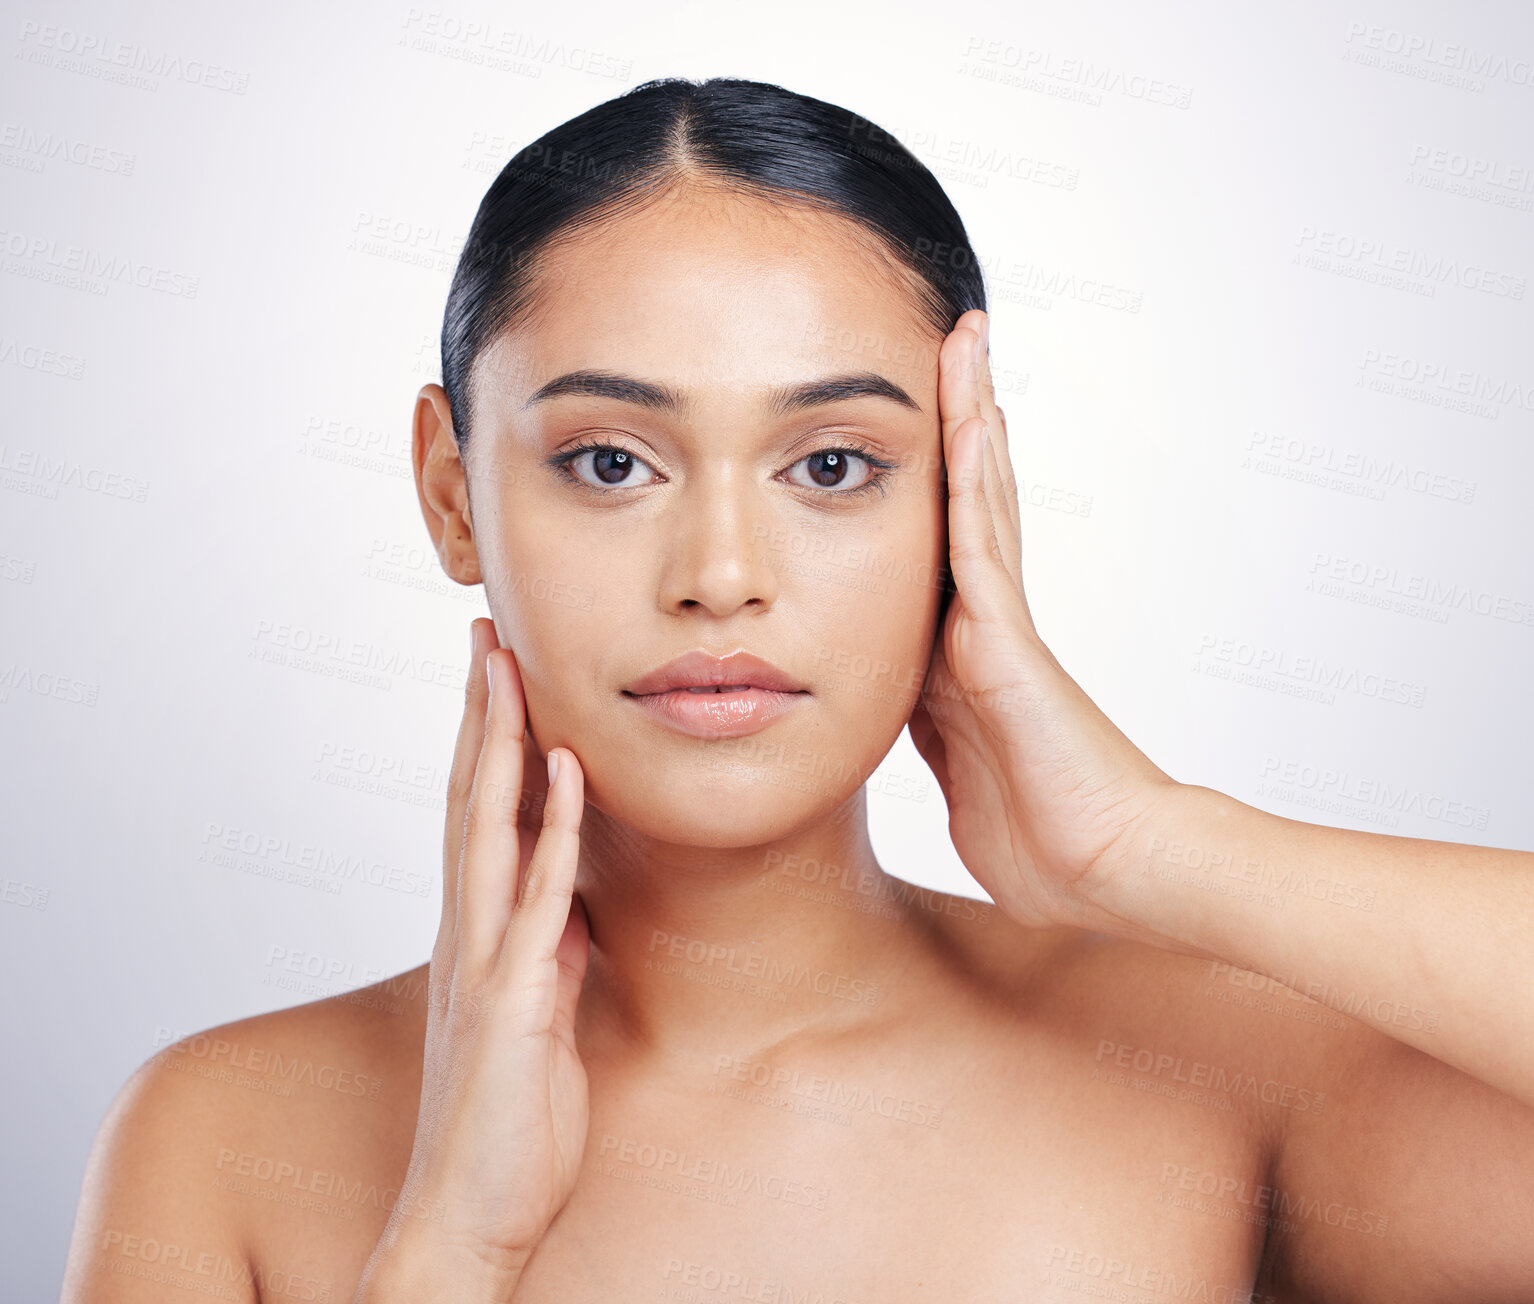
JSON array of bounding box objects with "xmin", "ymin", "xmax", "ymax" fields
[{"xmin": 570, "ymin": 789, "xmax": 929, "ymax": 1067}]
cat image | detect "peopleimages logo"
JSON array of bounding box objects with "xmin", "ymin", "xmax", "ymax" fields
[
  {"xmin": 646, "ymin": 929, "xmax": 881, "ymax": 1006},
  {"xmin": 1158, "ymin": 1164, "xmax": 1390, "ymax": 1237},
  {"xmin": 0, "ymin": 227, "xmax": 199, "ymax": 298},
  {"xmin": 1342, "ymin": 22, "xmax": 1534, "ymax": 88},
  {"xmin": 1295, "ymin": 226, "xmax": 1526, "ymax": 299},
  {"xmin": 15, "ymin": 21, "xmax": 252, "ymax": 93},
  {"xmin": 1357, "ymin": 349, "xmax": 1534, "ymax": 422},
  {"xmin": 958, "ymin": 37, "xmax": 1194, "ymax": 107},
  {"xmin": 1409, "ymin": 145, "xmax": 1534, "ymax": 195}
]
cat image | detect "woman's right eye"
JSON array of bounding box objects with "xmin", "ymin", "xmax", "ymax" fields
[{"xmin": 554, "ymin": 441, "xmax": 661, "ymax": 491}]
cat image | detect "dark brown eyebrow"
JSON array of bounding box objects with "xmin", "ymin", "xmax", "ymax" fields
[{"xmin": 523, "ymin": 369, "xmax": 921, "ymax": 417}]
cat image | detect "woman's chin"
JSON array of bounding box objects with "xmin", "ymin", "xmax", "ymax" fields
[{"xmin": 582, "ymin": 765, "xmax": 848, "ymax": 850}]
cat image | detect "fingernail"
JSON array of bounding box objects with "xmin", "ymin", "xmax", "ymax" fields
[
  {"xmin": 547, "ymin": 750, "xmax": 560, "ymax": 785},
  {"xmin": 972, "ymin": 331, "xmax": 983, "ymax": 367}
]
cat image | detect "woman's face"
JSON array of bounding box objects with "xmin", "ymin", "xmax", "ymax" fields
[{"xmin": 457, "ymin": 186, "xmax": 948, "ymax": 847}]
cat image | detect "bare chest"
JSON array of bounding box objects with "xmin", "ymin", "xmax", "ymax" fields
[{"xmin": 248, "ymin": 1055, "xmax": 1271, "ymax": 1304}]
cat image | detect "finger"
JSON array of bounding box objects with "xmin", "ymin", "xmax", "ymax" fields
[
  {"xmin": 550, "ymin": 892, "xmax": 592, "ymax": 1050},
  {"xmin": 937, "ymin": 314, "xmax": 986, "ymax": 470},
  {"xmin": 941, "ymin": 313, "xmax": 1016, "ymax": 566},
  {"xmin": 974, "ymin": 319, "xmax": 1022, "ymax": 580},
  {"xmin": 438, "ymin": 617, "xmax": 494, "ymax": 952},
  {"xmin": 456, "ymin": 643, "xmax": 530, "ymax": 979},
  {"xmin": 992, "ymin": 402, "xmax": 1021, "ymax": 553},
  {"xmin": 515, "ymin": 746, "xmax": 584, "ymax": 920},
  {"xmin": 981, "ymin": 417, "xmax": 1027, "ymax": 601},
  {"xmin": 498, "ymin": 746, "xmax": 587, "ymax": 1001},
  {"xmin": 516, "ymin": 703, "xmax": 552, "ymax": 846},
  {"xmin": 944, "ymin": 415, "xmax": 1010, "ymax": 625}
]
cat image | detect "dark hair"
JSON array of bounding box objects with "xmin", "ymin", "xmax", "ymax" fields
[{"xmin": 439, "ymin": 76, "xmax": 987, "ymax": 451}]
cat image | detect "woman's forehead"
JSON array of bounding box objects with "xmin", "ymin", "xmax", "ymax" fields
[
  {"xmin": 473, "ymin": 311, "xmax": 941, "ymax": 425},
  {"xmin": 530, "ymin": 191, "xmax": 934, "ymax": 334},
  {"xmin": 482, "ymin": 234, "xmax": 934, "ymax": 399}
]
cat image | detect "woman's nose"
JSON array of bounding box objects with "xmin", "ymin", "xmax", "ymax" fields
[{"xmin": 653, "ymin": 474, "xmax": 783, "ymax": 618}]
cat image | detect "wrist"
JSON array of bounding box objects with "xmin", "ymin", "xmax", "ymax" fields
[
  {"xmin": 1066, "ymin": 781, "xmax": 1212, "ymax": 941},
  {"xmin": 1083, "ymin": 781, "xmax": 1291, "ymax": 958},
  {"xmin": 354, "ymin": 1221, "xmax": 533, "ymax": 1304}
]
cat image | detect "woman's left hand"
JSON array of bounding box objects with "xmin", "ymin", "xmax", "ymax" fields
[{"xmin": 905, "ymin": 309, "xmax": 1182, "ymax": 929}]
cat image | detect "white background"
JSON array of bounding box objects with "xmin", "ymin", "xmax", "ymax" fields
[{"xmin": 3, "ymin": 1, "xmax": 1531, "ymax": 1296}]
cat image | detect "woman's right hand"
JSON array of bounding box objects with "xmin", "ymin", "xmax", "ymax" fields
[{"xmin": 360, "ymin": 616, "xmax": 591, "ymax": 1301}]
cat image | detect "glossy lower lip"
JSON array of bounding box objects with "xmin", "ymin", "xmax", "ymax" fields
[{"xmin": 623, "ymin": 686, "xmax": 808, "ymax": 739}]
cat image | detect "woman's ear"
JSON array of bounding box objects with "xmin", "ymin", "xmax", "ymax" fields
[{"xmin": 413, "ymin": 383, "xmax": 483, "ymax": 585}]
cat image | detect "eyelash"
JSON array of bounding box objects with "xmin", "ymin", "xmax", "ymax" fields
[{"xmin": 544, "ymin": 438, "xmax": 900, "ymax": 500}]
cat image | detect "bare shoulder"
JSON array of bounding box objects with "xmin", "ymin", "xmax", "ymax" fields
[
  {"xmin": 923, "ymin": 880, "xmax": 1349, "ymax": 1035},
  {"xmin": 927, "ymin": 894, "xmax": 1534, "ymax": 1300},
  {"xmin": 61, "ymin": 966, "xmax": 432, "ymax": 1303},
  {"xmin": 920, "ymin": 887, "xmax": 1355, "ymax": 1138}
]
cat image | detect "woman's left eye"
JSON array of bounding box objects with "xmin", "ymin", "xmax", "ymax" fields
[{"xmin": 783, "ymin": 448, "xmax": 895, "ymax": 498}]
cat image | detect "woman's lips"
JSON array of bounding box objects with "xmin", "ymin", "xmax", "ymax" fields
[{"xmin": 624, "ymin": 685, "xmax": 808, "ymax": 739}]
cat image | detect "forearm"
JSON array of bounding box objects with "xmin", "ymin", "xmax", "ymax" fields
[{"xmin": 1080, "ymin": 783, "xmax": 1534, "ymax": 1108}]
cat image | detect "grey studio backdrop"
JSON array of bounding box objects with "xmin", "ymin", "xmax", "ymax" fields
[{"xmin": 4, "ymin": 0, "xmax": 1533, "ymax": 1297}]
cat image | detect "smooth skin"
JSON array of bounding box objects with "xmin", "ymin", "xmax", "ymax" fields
[{"xmin": 61, "ymin": 186, "xmax": 1534, "ymax": 1304}]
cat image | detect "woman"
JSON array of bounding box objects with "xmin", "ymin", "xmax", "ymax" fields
[{"xmin": 62, "ymin": 77, "xmax": 1534, "ymax": 1304}]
